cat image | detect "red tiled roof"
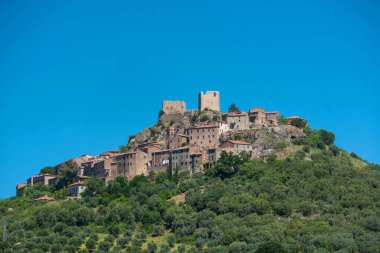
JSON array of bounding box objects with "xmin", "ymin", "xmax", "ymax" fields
[
  {"xmin": 172, "ymin": 146, "xmax": 191, "ymax": 151},
  {"xmin": 188, "ymin": 125, "xmax": 219, "ymax": 129},
  {"xmin": 67, "ymin": 181, "xmax": 87, "ymax": 187},
  {"xmin": 266, "ymin": 111, "xmax": 279, "ymax": 114},
  {"xmin": 227, "ymin": 112, "xmax": 248, "ymax": 116},
  {"xmin": 33, "ymin": 195, "xmax": 54, "ymax": 201},
  {"xmin": 227, "ymin": 140, "xmax": 251, "ymax": 145},
  {"xmin": 249, "ymin": 107, "xmax": 265, "ymax": 112},
  {"xmin": 176, "ymin": 133, "xmax": 189, "ymax": 138}
]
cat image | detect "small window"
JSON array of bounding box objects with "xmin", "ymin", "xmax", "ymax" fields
[{"xmin": 214, "ymin": 92, "xmax": 217, "ymax": 97}]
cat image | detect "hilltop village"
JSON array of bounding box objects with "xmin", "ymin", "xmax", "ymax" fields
[{"xmin": 16, "ymin": 91, "xmax": 307, "ymax": 198}]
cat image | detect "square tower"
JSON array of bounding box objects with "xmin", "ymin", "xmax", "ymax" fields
[{"xmin": 198, "ymin": 91, "xmax": 220, "ymax": 111}]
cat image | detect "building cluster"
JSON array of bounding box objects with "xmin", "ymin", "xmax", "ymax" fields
[{"xmin": 16, "ymin": 90, "xmax": 306, "ymax": 198}]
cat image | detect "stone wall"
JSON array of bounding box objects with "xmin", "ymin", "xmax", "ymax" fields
[
  {"xmin": 162, "ymin": 100, "xmax": 186, "ymax": 114},
  {"xmin": 198, "ymin": 91, "xmax": 220, "ymax": 111}
]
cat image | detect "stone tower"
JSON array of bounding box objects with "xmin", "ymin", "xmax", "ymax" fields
[{"xmin": 198, "ymin": 91, "xmax": 220, "ymax": 112}]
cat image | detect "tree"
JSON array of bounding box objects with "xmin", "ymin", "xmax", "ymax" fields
[
  {"xmin": 82, "ymin": 177, "xmax": 106, "ymax": 197},
  {"xmin": 205, "ymin": 152, "xmax": 248, "ymax": 179},
  {"xmin": 290, "ymin": 118, "xmax": 306, "ymax": 128},
  {"xmin": 167, "ymin": 153, "xmax": 173, "ymax": 180},
  {"xmin": 256, "ymin": 242, "xmax": 286, "ymax": 253},
  {"xmin": 320, "ymin": 130, "xmax": 335, "ymax": 145},
  {"xmin": 147, "ymin": 242, "xmax": 157, "ymax": 253},
  {"xmin": 228, "ymin": 104, "xmax": 240, "ymax": 113},
  {"xmin": 85, "ymin": 239, "xmax": 96, "ymax": 251},
  {"xmin": 40, "ymin": 166, "xmax": 55, "ymax": 174}
]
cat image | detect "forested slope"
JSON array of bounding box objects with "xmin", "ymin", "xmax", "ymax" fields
[{"xmin": 1, "ymin": 147, "xmax": 380, "ymax": 253}]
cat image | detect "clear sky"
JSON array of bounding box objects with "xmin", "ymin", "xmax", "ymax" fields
[{"xmin": 0, "ymin": 0, "xmax": 379, "ymax": 198}]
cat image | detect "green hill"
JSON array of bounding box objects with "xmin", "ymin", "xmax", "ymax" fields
[{"xmin": 1, "ymin": 145, "xmax": 380, "ymax": 253}]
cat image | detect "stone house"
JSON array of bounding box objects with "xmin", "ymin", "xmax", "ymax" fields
[
  {"xmin": 33, "ymin": 195, "xmax": 54, "ymax": 202},
  {"xmin": 137, "ymin": 142, "xmax": 165, "ymax": 163},
  {"xmin": 27, "ymin": 174, "xmax": 56, "ymax": 186},
  {"xmin": 186, "ymin": 124, "xmax": 220, "ymax": 148},
  {"xmin": 249, "ymin": 107, "xmax": 266, "ymax": 125},
  {"xmin": 198, "ymin": 91, "xmax": 220, "ymax": 111},
  {"xmin": 168, "ymin": 133, "xmax": 189, "ymax": 149},
  {"xmin": 115, "ymin": 151, "xmax": 148, "ymax": 180},
  {"xmin": 171, "ymin": 146, "xmax": 204, "ymax": 172},
  {"xmin": 84, "ymin": 158, "xmax": 117, "ymax": 178},
  {"xmin": 223, "ymin": 112, "xmax": 250, "ymax": 131},
  {"xmin": 220, "ymin": 140, "xmax": 253, "ymax": 156},
  {"xmin": 67, "ymin": 181, "xmax": 87, "ymax": 198},
  {"xmin": 266, "ymin": 111, "xmax": 280, "ymax": 126}
]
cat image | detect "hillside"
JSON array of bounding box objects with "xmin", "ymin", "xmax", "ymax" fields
[{"xmin": 1, "ymin": 146, "xmax": 380, "ymax": 253}]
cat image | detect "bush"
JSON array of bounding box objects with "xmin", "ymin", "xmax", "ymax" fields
[
  {"xmin": 275, "ymin": 141, "xmax": 288, "ymax": 150},
  {"xmin": 152, "ymin": 225, "xmax": 164, "ymax": 237},
  {"xmin": 273, "ymin": 202, "xmax": 292, "ymax": 217},
  {"xmin": 256, "ymin": 241, "xmax": 286, "ymax": 253},
  {"xmin": 167, "ymin": 234, "xmax": 175, "ymax": 247},
  {"xmin": 302, "ymin": 145, "xmax": 310, "ymax": 154},
  {"xmin": 147, "ymin": 242, "xmax": 158, "ymax": 253}
]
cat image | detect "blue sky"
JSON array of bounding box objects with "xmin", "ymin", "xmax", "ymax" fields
[{"xmin": 0, "ymin": 0, "xmax": 379, "ymax": 198}]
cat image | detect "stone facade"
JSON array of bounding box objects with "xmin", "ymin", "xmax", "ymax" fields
[
  {"xmin": 266, "ymin": 112, "xmax": 280, "ymax": 126},
  {"xmin": 249, "ymin": 107, "xmax": 266, "ymax": 125},
  {"xmin": 186, "ymin": 125, "xmax": 220, "ymax": 148},
  {"xmin": 171, "ymin": 146, "xmax": 204, "ymax": 172},
  {"xmin": 115, "ymin": 151, "xmax": 148, "ymax": 180},
  {"xmin": 162, "ymin": 100, "xmax": 186, "ymax": 114},
  {"xmin": 220, "ymin": 140, "xmax": 253, "ymax": 155},
  {"xmin": 198, "ymin": 91, "xmax": 220, "ymax": 111},
  {"xmin": 68, "ymin": 181, "xmax": 87, "ymax": 198},
  {"xmin": 168, "ymin": 133, "xmax": 189, "ymax": 149},
  {"xmin": 84, "ymin": 158, "xmax": 117, "ymax": 178},
  {"xmin": 223, "ymin": 112, "xmax": 250, "ymax": 131},
  {"xmin": 27, "ymin": 174, "xmax": 56, "ymax": 186}
]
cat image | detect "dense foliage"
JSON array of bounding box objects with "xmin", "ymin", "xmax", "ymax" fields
[{"xmin": 1, "ymin": 148, "xmax": 380, "ymax": 253}]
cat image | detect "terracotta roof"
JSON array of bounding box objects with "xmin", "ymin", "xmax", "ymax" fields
[
  {"xmin": 33, "ymin": 195, "xmax": 54, "ymax": 201},
  {"xmin": 249, "ymin": 107, "xmax": 265, "ymax": 112},
  {"xmin": 227, "ymin": 140, "xmax": 251, "ymax": 145},
  {"xmin": 266, "ymin": 111, "xmax": 279, "ymax": 114},
  {"xmin": 176, "ymin": 133, "xmax": 189, "ymax": 138},
  {"xmin": 227, "ymin": 112, "xmax": 248, "ymax": 116},
  {"xmin": 67, "ymin": 181, "xmax": 87, "ymax": 187},
  {"xmin": 172, "ymin": 146, "xmax": 191, "ymax": 151},
  {"xmin": 188, "ymin": 125, "xmax": 219, "ymax": 129}
]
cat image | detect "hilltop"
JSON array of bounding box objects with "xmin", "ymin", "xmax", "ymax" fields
[{"xmin": 1, "ymin": 91, "xmax": 379, "ymax": 253}]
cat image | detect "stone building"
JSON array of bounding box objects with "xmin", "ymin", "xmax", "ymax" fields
[
  {"xmin": 266, "ymin": 112, "xmax": 280, "ymax": 126},
  {"xmin": 168, "ymin": 133, "xmax": 189, "ymax": 149},
  {"xmin": 84, "ymin": 158, "xmax": 117, "ymax": 179},
  {"xmin": 115, "ymin": 151, "xmax": 148, "ymax": 180},
  {"xmin": 249, "ymin": 107, "xmax": 266, "ymax": 125},
  {"xmin": 223, "ymin": 112, "xmax": 250, "ymax": 131},
  {"xmin": 186, "ymin": 124, "xmax": 220, "ymax": 148},
  {"xmin": 137, "ymin": 142, "xmax": 165, "ymax": 162},
  {"xmin": 67, "ymin": 181, "xmax": 87, "ymax": 198},
  {"xmin": 151, "ymin": 149, "xmax": 170, "ymax": 167},
  {"xmin": 198, "ymin": 91, "xmax": 220, "ymax": 111},
  {"xmin": 162, "ymin": 100, "xmax": 186, "ymax": 114},
  {"xmin": 220, "ymin": 140, "xmax": 253, "ymax": 155},
  {"xmin": 27, "ymin": 174, "xmax": 56, "ymax": 186},
  {"xmin": 171, "ymin": 146, "xmax": 204, "ymax": 172}
]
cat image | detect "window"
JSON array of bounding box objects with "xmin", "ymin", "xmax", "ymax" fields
[{"xmin": 214, "ymin": 92, "xmax": 217, "ymax": 97}]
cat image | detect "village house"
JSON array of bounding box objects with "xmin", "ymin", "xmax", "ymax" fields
[
  {"xmin": 115, "ymin": 151, "xmax": 148, "ymax": 180},
  {"xmin": 137, "ymin": 141, "xmax": 165, "ymax": 163},
  {"xmin": 249, "ymin": 107, "xmax": 267, "ymax": 125},
  {"xmin": 186, "ymin": 124, "xmax": 220, "ymax": 148},
  {"xmin": 168, "ymin": 133, "xmax": 189, "ymax": 149},
  {"xmin": 27, "ymin": 174, "xmax": 56, "ymax": 186},
  {"xmin": 67, "ymin": 181, "xmax": 87, "ymax": 198},
  {"xmin": 266, "ymin": 111, "xmax": 280, "ymax": 126},
  {"xmin": 220, "ymin": 140, "xmax": 253, "ymax": 156},
  {"xmin": 83, "ymin": 158, "xmax": 117, "ymax": 179},
  {"xmin": 223, "ymin": 112, "xmax": 250, "ymax": 131},
  {"xmin": 171, "ymin": 146, "xmax": 205, "ymax": 172}
]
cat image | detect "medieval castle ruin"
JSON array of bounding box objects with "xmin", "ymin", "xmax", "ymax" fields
[{"xmin": 17, "ymin": 91, "xmax": 307, "ymax": 197}]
